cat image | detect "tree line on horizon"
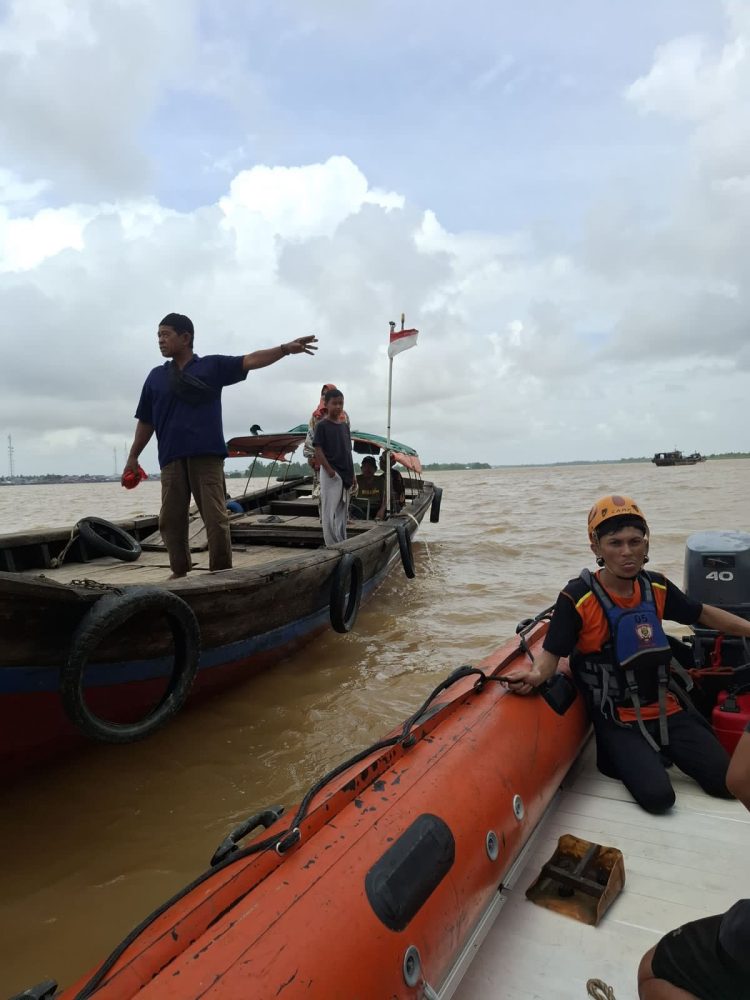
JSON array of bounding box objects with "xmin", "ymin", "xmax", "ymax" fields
[{"xmin": 5, "ymin": 452, "xmax": 748, "ymax": 482}]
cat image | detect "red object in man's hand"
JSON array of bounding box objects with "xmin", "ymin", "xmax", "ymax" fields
[{"xmin": 122, "ymin": 465, "xmax": 149, "ymax": 489}]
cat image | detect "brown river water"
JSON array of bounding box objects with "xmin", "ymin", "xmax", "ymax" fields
[{"xmin": 1, "ymin": 462, "xmax": 749, "ymax": 994}]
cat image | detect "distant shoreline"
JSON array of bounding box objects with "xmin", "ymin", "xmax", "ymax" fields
[
  {"xmin": 1, "ymin": 452, "xmax": 748, "ymax": 484},
  {"xmin": 429, "ymin": 452, "xmax": 750, "ymax": 470}
]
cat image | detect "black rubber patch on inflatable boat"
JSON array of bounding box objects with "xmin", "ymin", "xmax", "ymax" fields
[{"xmin": 365, "ymin": 813, "xmax": 455, "ymax": 931}]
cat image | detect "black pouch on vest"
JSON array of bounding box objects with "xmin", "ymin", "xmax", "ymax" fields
[{"xmin": 539, "ymin": 672, "xmax": 578, "ymax": 716}]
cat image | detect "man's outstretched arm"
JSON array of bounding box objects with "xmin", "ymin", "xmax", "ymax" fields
[{"xmin": 242, "ymin": 335, "xmax": 318, "ymax": 372}]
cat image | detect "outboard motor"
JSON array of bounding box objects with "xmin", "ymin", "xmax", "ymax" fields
[
  {"xmin": 684, "ymin": 531, "xmax": 750, "ymax": 738},
  {"xmin": 683, "ymin": 530, "xmax": 750, "ymax": 620}
]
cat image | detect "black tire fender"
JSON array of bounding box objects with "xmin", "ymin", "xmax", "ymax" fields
[
  {"xmin": 76, "ymin": 517, "xmax": 142, "ymax": 563},
  {"xmin": 429, "ymin": 486, "xmax": 443, "ymax": 524},
  {"xmin": 396, "ymin": 523, "xmax": 416, "ymax": 579},
  {"xmin": 330, "ymin": 553, "xmax": 364, "ymax": 633},
  {"xmin": 61, "ymin": 587, "xmax": 200, "ymax": 743}
]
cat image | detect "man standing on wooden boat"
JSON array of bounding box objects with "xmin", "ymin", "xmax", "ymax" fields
[
  {"xmin": 122, "ymin": 313, "xmax": 317, "ymax": 578},
  {"xmin": 313, "ymin": 387, "xmax": 354, "ymax": 545},
  {"xmin": 504, "ymin": 495, "xmax": 750, "ymax": 813}
]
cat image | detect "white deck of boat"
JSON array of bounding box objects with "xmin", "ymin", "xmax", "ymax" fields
[{"xmin": 453, "ymin": 741, "xmax": 750, "ymax": 1000}]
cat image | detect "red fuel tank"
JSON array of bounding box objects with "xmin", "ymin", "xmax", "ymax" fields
[{"xmin": 712, "ymin": 691, "xmax": 750, "ymax": 755}]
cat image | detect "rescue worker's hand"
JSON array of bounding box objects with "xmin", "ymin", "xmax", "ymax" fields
[
  {"xmin": 502, "ymin": 665, "xmax": 545, "ymax": 696},
  {"xmin": 326, "ymin": 467, "xmax": 336, "ymax": 478}
]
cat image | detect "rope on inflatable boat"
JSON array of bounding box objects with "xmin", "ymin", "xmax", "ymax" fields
[
  {"xmin": 71, "ymin": 609, "xmax": 555, "ymax": 999},
  {"xmin": 586, "ymin": 978, "xmax": 616, "ymax": 999}
]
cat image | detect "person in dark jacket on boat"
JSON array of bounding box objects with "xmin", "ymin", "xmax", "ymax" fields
[
  {"xmin": 122, "ymin": 313, "xmax": 317, "ymax": 578},
  {"xmin": 313, "ymin": 388, "xmax": 354, "ymax": 545},
  {"xmin": 503, "ymin": 494, "xmax": 750, "ymax": 814},
  {"xmin": 637, "ymin": 726, "xmax": 750, "ymax": 1000}
]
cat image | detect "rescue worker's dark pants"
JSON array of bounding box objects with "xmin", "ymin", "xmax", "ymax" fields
[{"xmin": 592, "ymin": 710, "xmax": 732, "ymax": 814}]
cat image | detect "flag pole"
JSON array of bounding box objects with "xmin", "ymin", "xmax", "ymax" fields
[
  {"xmin": 385, "ymin": 319, "xmax": 397, "ymax": 516},
  {"xmin": 385, "ymin": 313, "xmax": 417, "ymax": 518}
]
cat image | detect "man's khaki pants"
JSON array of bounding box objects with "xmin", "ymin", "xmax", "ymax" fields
[{"xmin": 159, "ymin": 456, "xmax": 231, "ymax": 576}]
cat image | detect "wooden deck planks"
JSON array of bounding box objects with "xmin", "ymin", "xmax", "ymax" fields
[
  {"xmin": 453, "ymin": 743, "xmax": 749, "ymax": 1000},
  {"xmin": 17, "ymin": 544, "xmax": 297, "ymax": 585}
]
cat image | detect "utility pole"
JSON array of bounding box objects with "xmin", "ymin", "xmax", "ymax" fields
[{"xmin": 7, "ymin": 434, "xmax": 14, "ymax": 479}]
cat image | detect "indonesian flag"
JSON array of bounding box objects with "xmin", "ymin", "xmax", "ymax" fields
[{"xmin": 388, "ymin": 326, "xmax": 419, "ymax": 358}]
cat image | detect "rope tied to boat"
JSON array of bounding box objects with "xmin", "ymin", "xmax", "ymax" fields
[
  {"xmin": 397, "ymin": 509, "xmax": 436, "ymax": 575},
  {"xmin": 586, "ymin": 978, "xmax": 616, "ymax": 1000},
  {"xmin": 48, "ymin": 524, "xmax": 80, "ymax": 568}
]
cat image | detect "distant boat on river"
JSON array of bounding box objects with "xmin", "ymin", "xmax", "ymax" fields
[{"xmin": 652, "ymin": 449, "xmax": 706, "ymax": 467}]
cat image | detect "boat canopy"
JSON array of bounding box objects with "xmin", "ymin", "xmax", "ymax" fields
[
  {"xmin": 226, "ymin": 433, "xmax": 305, "ymax": 462},
  {"xmin": 227, "ymin": 428, "xmax": 422, "ymax": 474}
]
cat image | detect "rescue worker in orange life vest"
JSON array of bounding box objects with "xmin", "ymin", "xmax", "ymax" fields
[{"xmin": 504, "ymin": 495, "xmax": 750, "ymax": 814}]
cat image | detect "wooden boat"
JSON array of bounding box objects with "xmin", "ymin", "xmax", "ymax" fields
[
  {"xmin": 651, "ymin": 449, "xmax": 706, "ymax": 466},
  {"xmin": 0, "ymin": 430, "xmax": 440, "ymax": 780}
]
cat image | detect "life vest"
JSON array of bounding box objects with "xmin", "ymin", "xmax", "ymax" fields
[
  {"xmin": 356, "ymin": 477, "xmax": 383, "ymax": 501},
  {"xmin": 571, "ymin": 569, "xmax": 677, "ymax": 751}
]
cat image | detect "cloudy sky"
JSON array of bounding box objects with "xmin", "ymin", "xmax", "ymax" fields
[{"xmin": 0, "ymin": 0, "xmax": 747, "ymax": 474}]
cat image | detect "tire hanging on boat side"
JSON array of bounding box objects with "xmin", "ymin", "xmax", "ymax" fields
[
  {"xmin": 330, "ymin": 553, "xmax": 364, "ymax": 633},
  {"xmin": 76, "ymin": 516, "xmax": 142, "ymax": 562},
  {"xmin": 61, "ymin": 587, "xmax": 200, "ymax": 743},
  {"xmin": 396, "ymin": 523, "xmax": 416, "ymax": 579},
  {"xmin": 429, "ymin": 487, "xmax": 443, "ymax": 523}
]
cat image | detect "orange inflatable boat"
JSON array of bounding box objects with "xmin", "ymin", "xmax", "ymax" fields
[{"xmin": 46, "ymin": 611, "xmax": 589, "ymax": 1000}]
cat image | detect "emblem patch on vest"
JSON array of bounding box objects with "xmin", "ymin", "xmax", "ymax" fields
[{"xmin": 635, "ymin": 623, "xmax": 653, "ymax": 644}]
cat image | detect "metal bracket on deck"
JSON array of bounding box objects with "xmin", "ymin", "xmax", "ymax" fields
[{"xmin": 526, "ymin": 833, "xmax": 625, "ymax": 926}]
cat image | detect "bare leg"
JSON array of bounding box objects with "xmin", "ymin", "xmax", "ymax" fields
[{"xmin": 638, "ymin": 947, "xmax": 700, "ymax": 1000}]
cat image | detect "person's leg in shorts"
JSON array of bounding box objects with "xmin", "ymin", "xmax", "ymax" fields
[{"xmin": 638, "ymin": 910, "xmax": 748, "ymax": 1000}]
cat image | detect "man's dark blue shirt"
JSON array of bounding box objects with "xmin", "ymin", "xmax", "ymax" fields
[{"xmin": 135, "ymin": 355, "xmax": 247, "ymax": 468}]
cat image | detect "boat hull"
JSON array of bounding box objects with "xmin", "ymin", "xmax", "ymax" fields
[{"xmin": 60, "ymin": 624, "xmax": 590, "ymax": 999}]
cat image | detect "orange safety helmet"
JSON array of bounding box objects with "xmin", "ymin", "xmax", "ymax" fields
[{"xmin": 587, "ymin": 494, "xmax": 647, "ymax": 542}]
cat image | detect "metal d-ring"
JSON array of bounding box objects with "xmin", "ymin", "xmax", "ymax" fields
[
  {"xmin": 486, "ymin": 830, "xmax": 499, "ymax": 861},
  {"xmin": 403, "ymin": 945, "xmax": 422, "ymax": 987}
]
